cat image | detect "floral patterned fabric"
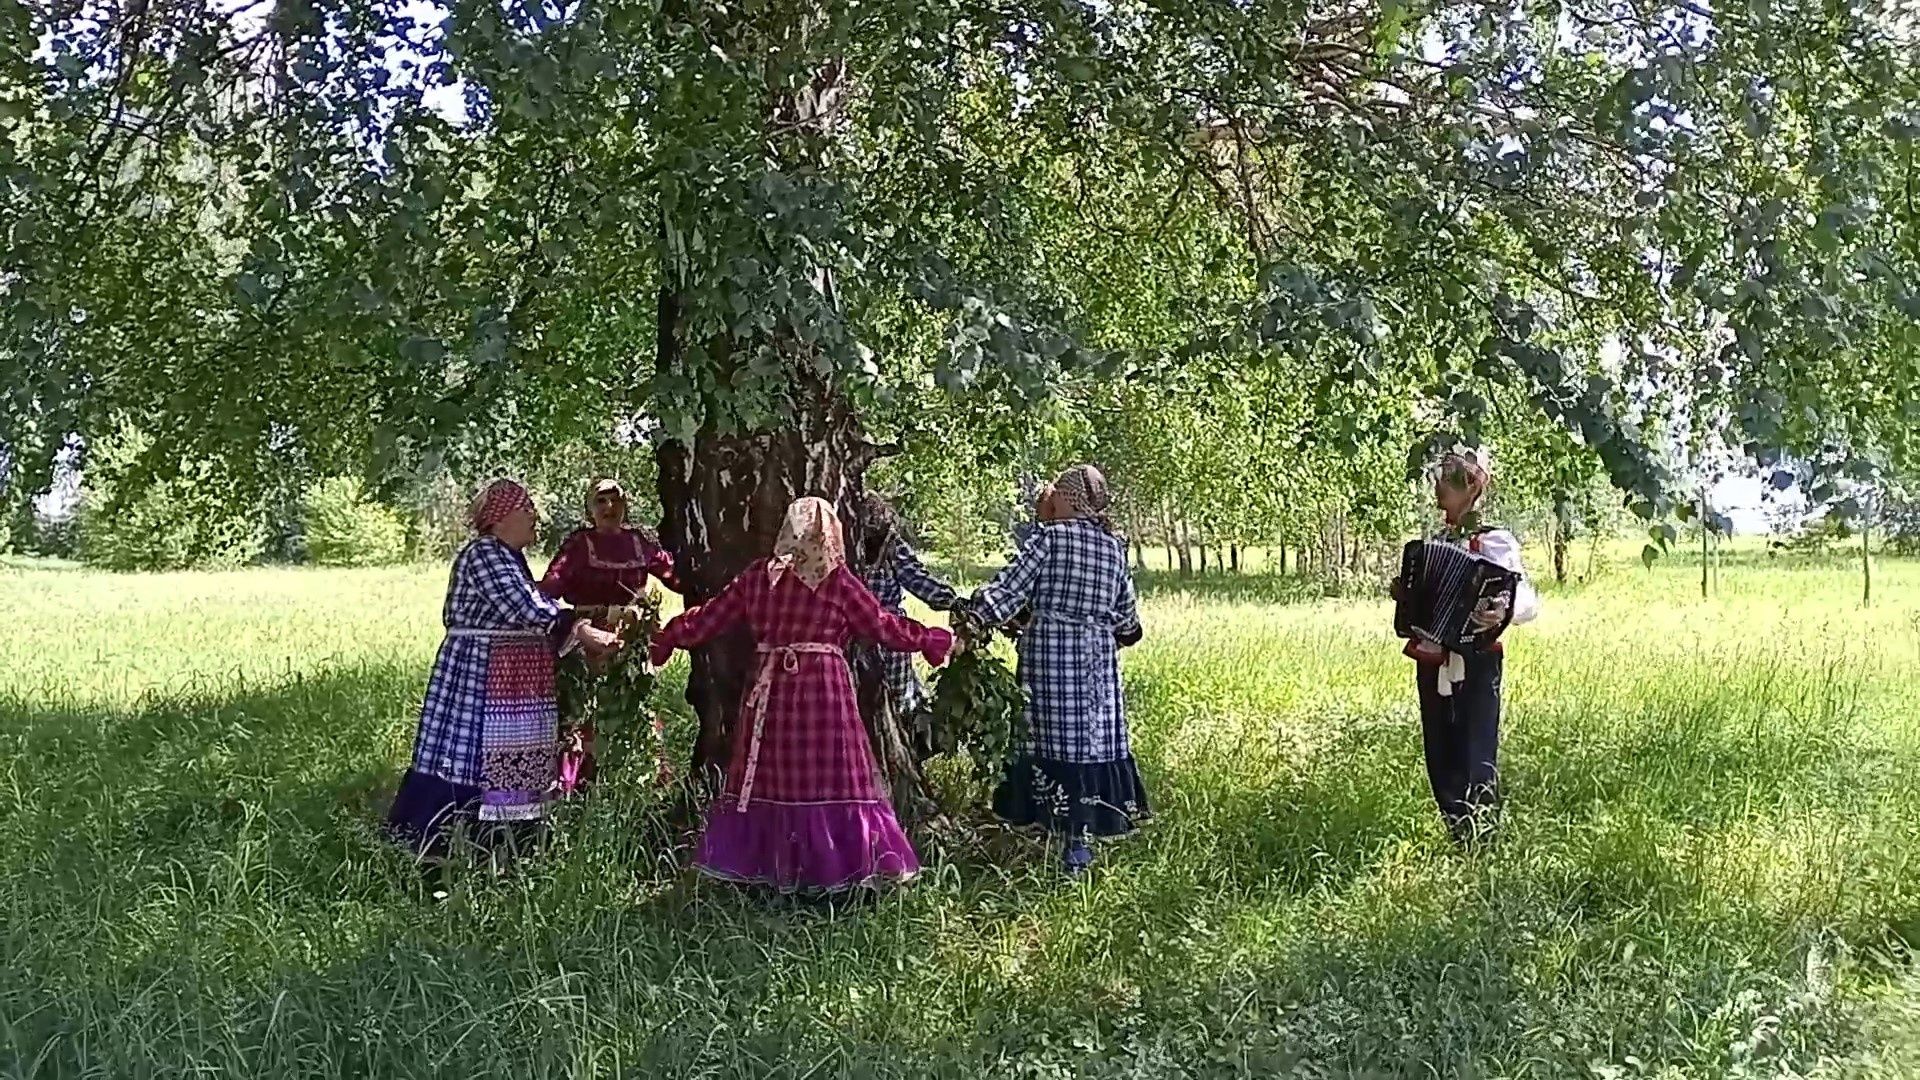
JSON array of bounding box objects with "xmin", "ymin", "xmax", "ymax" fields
[{"xmin": 768, "ymin": 496, "xmax": 846, "ymax": 591}]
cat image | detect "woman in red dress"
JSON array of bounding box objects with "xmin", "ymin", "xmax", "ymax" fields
[
  {"xmin": 649, "ymin": 497, "xmax": 953, "ymax": 894},
  {"xmin": 541, "ymin": 478, "xmax": 681, "ymax": 605},
  {"xmin": 539, "ymin": 478, "xmax": 682, "ymax": 792}
]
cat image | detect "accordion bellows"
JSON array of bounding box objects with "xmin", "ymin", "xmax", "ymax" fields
[{"xmin": 1393, "ymin": 538, "xmax": 1520, "ymax": 653}]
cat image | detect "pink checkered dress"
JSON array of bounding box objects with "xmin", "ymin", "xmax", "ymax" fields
[{"xmin": 654, "ymin": 560, "xmax": 950, "ymax": 803}]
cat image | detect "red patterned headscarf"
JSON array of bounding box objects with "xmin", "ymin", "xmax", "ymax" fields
[
  {"xmin": 471, "ymin": 479, "xmax": 534, "ymax": 533},
  {"xmin": 767, "ymin": 496, "xmax": 846, "ymax": 590}
]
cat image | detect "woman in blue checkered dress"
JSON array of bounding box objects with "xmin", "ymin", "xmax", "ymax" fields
[
  {"xmin": 385, "ymin": 480, "xmax": 619, "ymax": 868},
  {"xmin": 967, "ymin": 465, "xmax": 1148, "ymax": 873},
  {"xmin": 857, "ymin": 495, "xmax": 959, "ymax": 740}
]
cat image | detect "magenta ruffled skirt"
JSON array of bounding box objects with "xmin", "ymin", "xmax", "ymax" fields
[{"xmin": 695, "ymin": 799, "xmax": 920, "ymax": 893}]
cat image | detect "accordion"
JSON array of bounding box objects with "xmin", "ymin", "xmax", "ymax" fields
[{"xmin": 1392, "ymin": 538, "xmax": 1519, "ymax": 654}]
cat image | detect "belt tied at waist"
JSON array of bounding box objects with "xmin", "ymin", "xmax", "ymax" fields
[
  {"xmin": 1029, "ymin": 611, "xmax": 1110, "ymax": 630},
  {"xmin": 737, "ymin": 642, "xmax": 847, "ymax": 810},
  {"xmin": 445, "ymin": 627, "xmax": 546, "ymax": 640}
]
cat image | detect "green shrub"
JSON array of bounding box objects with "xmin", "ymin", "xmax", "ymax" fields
[
  {"xmin": 77, "ymin": 425, "xmax": 268, "ymax": 571},
  {"xmin": 302, "ymin": 476, "xmax": 409, "ymax": 567},
  {"xmin": 79, "ymin": 480, "xmax": 267, "ymax": 571},
  {"xmin": 405, "ymin": 471, "xmax": 472, "ymax": 562}
]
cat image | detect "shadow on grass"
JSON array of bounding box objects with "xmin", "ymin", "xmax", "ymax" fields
[{"xmin": 0, "ymin": 668, "xmax": 419, "ymax": 898}]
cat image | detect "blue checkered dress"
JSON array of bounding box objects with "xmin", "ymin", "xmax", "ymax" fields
[
  {"xmin": 973, "ymin": 520, "xmax": 1141, "ymax": 763},
  {"xmin": 410, "ymin": 537, "xmax": 568, "ymax": 786},
  {"xmin": 864, "ymin": 540, "xmax": 959, "ymax": 714}
]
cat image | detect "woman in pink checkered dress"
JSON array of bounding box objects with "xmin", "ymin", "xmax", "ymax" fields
[{"xmin": 651, "ymin": 497, "xmax": 955, "ymax": 894}]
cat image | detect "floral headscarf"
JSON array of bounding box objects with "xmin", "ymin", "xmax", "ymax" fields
[
  {"xmin": 767, "ymin": 496, "xmax": 846, "ymax": 590},
  {"xmin": 1436, "ymin": 450, "xmax": 1491, "ymax": 505},
  {"xmin": 585, "ymin": 478, "xmax": 627, "ymax": 521},
  {"xmin": 1434, "ymin": 449, "xmax": 1493, "ymax": 533},
  {"xmin": 471, "ymin": 478, "xmax": 534, "ymax": 533},
  {"xmin": 1050, "ymin": 464, "xmax": 1112, "ymax": 526}
]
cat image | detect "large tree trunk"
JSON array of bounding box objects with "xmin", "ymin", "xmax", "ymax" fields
[
  {"xmin": 645, "ymin": 18, "xmax": 934, "ymax": 821},
  {"xmin": 653, "ymin": 347, "xmax": 930, "ymax": 820}
]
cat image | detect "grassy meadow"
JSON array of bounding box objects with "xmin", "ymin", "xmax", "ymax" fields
[{"xmin": 3, "ymin": 544, "xmax": 1920, "ymax": 1077}]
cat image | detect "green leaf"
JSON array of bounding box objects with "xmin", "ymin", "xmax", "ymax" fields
[{"xmin": 1374, "ymin": 0, "xmax": 1411, "ymax": 55}]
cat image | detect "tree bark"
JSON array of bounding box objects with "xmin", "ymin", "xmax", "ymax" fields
[
  {"xmin": 1162, "ymin": 506, "xmax": 1178, "ymax": 575},
  {"xmin": 1704, "ymin": 495, "xmax": 1720, "ymax": 595},
  {"xmin": 1551, "ymin": 497, "xmax": 1570, "ymax": 585},
  {"xmin": 1862, "ymin": 513, "xmax": 1872, "ymax": 607},
  {"xmin": 1230, "ymin": 543, "xmax": 1240, "ymax": 574}
]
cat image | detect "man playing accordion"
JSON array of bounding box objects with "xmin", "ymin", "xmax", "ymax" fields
[{"xmin": 1393, "ymin": 450, "xmax": 1541, "ymax": 846}]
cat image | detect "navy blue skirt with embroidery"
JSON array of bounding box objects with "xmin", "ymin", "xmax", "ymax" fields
[
  {"xmin": 387, "ymin": 771, "xmax": 552, "ymax": 864},
  {"xmin": 992, "ymin": 755, "xmax": 1152, "ymax": 840},
  {"xmin": 386, "ymin": 771, "xmax": 484, "ymax": 857}
]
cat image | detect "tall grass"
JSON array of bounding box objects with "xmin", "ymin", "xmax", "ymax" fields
[{"xmin": 1, "ymin": 548, "xmax": 1917, "ymax": 1077}]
